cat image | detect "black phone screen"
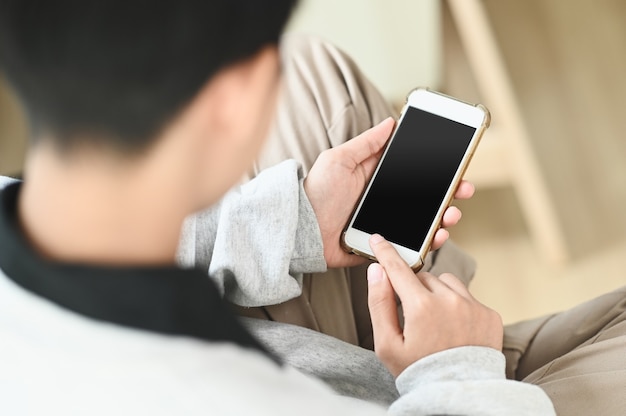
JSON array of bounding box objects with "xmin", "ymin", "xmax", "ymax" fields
[{"xmin": 352, "ymin": 106, "xmax": 477, "ymax": 251}]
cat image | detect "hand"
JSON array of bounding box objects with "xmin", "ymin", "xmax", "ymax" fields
[
  {"xmin": 366, "ymin": 234, "xmax": 503, "ymax": 377},
  {"xmin": 303, "ymin": 117, "xmax": 475, "ymax": 268}
]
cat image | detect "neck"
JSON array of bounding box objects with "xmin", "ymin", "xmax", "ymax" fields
[{"xmin": 18, "ymin": 142, "xmax": 195, "ymax": 266}]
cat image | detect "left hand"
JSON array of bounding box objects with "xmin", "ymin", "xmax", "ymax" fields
[
  {"xmin": 367, "ymin": 234, "xmax": 503, "ymax": 377},
  {"xmin": 304, "ymin": 117, "xmax": 475, "ymax": 268}
]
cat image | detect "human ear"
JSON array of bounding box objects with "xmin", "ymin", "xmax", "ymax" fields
[
  {"xmin": 167, "ymin": 46, "xmax": 280, "ymax": 207},
  {"xmin": 190, "ymin": 46, "xmax": 280, "ymax": 145}
]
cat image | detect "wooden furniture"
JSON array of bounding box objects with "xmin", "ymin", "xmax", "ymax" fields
[{"xmin": 445, "ymin": 0, "xmax": 569, "ymax": 265}]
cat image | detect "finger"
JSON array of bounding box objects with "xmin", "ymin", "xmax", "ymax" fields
[
  {"xmin": 369, "ymin": 234, "xmax": 427, "ymax": 298},
  {"xmin": 415, "ymin": 271, "xmax": 450, "ymax": 294},
  {"xmin": 367, "ymin": 262, "xmax": 403, "ymax": 345},
  {"xmin": 438, "ymin": 272, "xmax": 473, "ymax": 299},
  {"xmin": 339, "ymin": 117, "xmax": 395, "ymax": 164},
  {"xmin": 430, "ymin": 228, "xmax": 449, "ymax": 251},
  {"xmin": 454, "ymin": 180, "xmax": 475, "ymax": 200},
  {"xmin": 440, "ymin": 206, "xmax": 462, "ymax": 228}
]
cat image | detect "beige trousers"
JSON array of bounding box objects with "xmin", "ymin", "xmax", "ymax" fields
[{"xmin": 239, "ymin": 34, "xmax": 626, "ymax": 415}]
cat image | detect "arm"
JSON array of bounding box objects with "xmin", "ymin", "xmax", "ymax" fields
[
  {"xmin": 242, "ymin": 316, "xmax": 553, "ymax": 416},
  {"xmin": 304, "ymin": 117, "xmax": 474, "ymax": 269},
  {"xmin": 177, "ymin": 118, "xmax": 470, "ymax": 307},
  {"xmin": 365, "ymin": 234, "xmax": 556, "ymax": 415},
  {"xmin": 177, "ymin": 159, "xmax": 327, "ymax": 307},
  {"xmin": 391, "ymin": 347, "xmax": 554, "ymax": 415}
]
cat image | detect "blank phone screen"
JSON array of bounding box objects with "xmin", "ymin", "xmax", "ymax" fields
[{"xmin": 352, "ymin": 106, "xmax": 477, "ymax": 251}]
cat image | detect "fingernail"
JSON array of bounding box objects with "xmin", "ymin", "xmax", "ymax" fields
[
  {"xmin": 370, "ymin": 234, "xmax": 385, "ymax": 246},
  {"xmin": 367, "ymin": 263, "xmax": 383, "ymax": 284}
]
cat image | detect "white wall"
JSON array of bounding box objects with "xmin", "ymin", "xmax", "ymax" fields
[{"xmin": 286, "ymin": 0, "xmax": 442, "ymax": 105}]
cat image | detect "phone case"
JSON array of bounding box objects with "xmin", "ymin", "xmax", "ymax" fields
[{"xmin": 341, "ymin": 87, "xmax": 490, "ymax": 272}]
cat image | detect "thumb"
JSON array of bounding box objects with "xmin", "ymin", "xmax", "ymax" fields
[
  {"xmin": 341, "ymin": 117, "xmax": 395, "ymax": 164},
  {"xmin": 367, "ymin": 263, "xmax": 402, "ymax": 347}
]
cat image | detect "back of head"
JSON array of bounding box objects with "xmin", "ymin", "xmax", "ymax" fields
[{"xmin": 0, "ymin": 0, "xmax": 297, "ymax": 154}]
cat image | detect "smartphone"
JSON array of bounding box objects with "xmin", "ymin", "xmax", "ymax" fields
[{"xmin": 341, "ymin": 87, "xmax": 490, "ymax": 270}]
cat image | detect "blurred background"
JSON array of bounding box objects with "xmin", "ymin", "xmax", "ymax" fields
[{"xmin": 2, "ymin": 0, "xmax": 625, "ymax": 324}]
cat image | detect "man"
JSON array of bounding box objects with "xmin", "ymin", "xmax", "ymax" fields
[
  {"xmin": 0, "ymin": 1, "xmax": 609, "ymax": 415},
  {"xmin": 246, "ymin": 34, "xmax": 626, "ymax": 416}
]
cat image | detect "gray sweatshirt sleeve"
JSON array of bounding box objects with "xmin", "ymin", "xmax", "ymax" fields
[
  {"xmin": 391, "ymin": 346, "xmax": 556, "ymax": 416},
  {"xmin": 177, "ymin": 160, "xmax": 327, "ymax": 307},
  {"xmin": 243, "ymin": 317, "xmax": 555, "ymax": 415}
]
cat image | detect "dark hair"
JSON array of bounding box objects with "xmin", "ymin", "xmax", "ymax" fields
[{"xmin": 0, "ymin": 0, "xmax": 297, "ymax": 153}]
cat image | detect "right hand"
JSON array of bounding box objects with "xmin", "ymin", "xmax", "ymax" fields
[
  {"xmin": 303, "ymin": 117, "xmax": 476, "ymax": 269},
  {"xmin": 366, "ymin": 234, "xmax": 503, "ymax": 377}
]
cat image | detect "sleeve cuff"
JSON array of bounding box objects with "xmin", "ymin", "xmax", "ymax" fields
[
  {"xmin": 289, "ymin": 174, "xmax": 327, "ymax": 274},
  {"xmin": 396, "ymin": 346, "xmax": 506, "ymax": 394}
]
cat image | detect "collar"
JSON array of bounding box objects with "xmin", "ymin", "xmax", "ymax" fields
[{"xmin": 0, "ymin": 182, "xmax": 279, "ymax": 363}]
